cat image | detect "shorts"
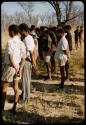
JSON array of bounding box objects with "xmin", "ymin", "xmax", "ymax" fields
[
  {"xmin": 1, "ymin": 64, "xmax": 21, "ymax": 83},
  {"xmin": 45, "ymin": 62, "xmax": 51, "ymax": 69},
  {"xmin": 55, "ymin": 54, "xmax": 67, "ymax": 66},
  {"xmin": 45, "ymin": 56, "xmax": 51, "ymax": 62}
]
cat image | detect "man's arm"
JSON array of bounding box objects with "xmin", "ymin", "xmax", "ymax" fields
[
  {"xmin": 9, "ymin": 54, "xmax": 19, "ymax": 74},
  {"xmin": 17, "ymin": 58, "xmax": 25, "ymax": 76},
  {"xmin": 29, "ymin": 50, "xmax": 36, "ymax": 69}
]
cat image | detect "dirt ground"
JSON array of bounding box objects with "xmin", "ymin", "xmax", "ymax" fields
[
  {"xmin": 2, "ymin": 31, "xmax": 85, "ymax": 124},
  {"xmin": 2, "ymin": 79, "xmax": 84, "ymax": 124}
]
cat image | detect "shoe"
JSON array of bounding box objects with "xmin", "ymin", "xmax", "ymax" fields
[
  {"xmin": 65, "ymin": 76, "xmax": 69, "ymax": 80},
  {"xmin": 9, "ymin": 108, "xmax": 17, "ymax": 115},
  {"xmin": 57, "ymin": 83, "xmax": 64, "ymax": 90}
]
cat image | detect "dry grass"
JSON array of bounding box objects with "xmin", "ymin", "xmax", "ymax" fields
[
  {"xmin": 1, "ymin": 31, "xmax": 9, "ymax": 50},
  {"xmin": 3, "ymin": 88, "xmax": 85, "ymax": 124},
  {"xmin": 2, "ymin": 30, "xmax": 85, "ymax": 124}
]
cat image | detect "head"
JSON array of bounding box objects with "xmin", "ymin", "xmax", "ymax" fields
[
  {"xmin": 57, "ymin": 28, "xmax": 65, "ymax": 38},
  {"xmin": 77, "ymin": 26, "xmax": 79, "ymax": 30},
  {"xmin": 63, "ymin": 25, "xmax": 71, "ymax": 33},
  {"xmin": 80, "ymin": 26, "xmax": 83, "ymax": 30},
  {"xmin": 30, "ymin": 25, "xmax": 35, "ymax": 31},
  {"xmin": 18, "ymin": 23, "xmax": 29, "ymax": 38},
  {"xmin": 44, "ymin": 29, "xmax": 49, "ymax": 37},
  {"xmin": 8, "ymin": 24, "xmax": 19, "ymax": 37}
]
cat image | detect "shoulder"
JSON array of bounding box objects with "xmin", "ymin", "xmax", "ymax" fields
[
  {"xmin": 25, "ymin": 35, "xmax": 34, "ymax": 41},
  {"xmin": 62, "ymin": 36, "xmax": 68, "ymax": 43},
  {"xmin": 27, "ymin": 34, "xmax": 34, "ymax": 39},
  {"xmin": 7, "ymin": 38, "xmax": 14, "ymax": 46}
]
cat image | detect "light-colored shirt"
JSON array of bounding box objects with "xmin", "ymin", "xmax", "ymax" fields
[
  {"xmin": 4, "ymin": 35, "xmax": 26, "ymax": 68},
  {"xmin": 34, "ymin": 38, "xmax": 38, "ymax": 51},
  {"xmin": 54, "ymin": 35, "xmax": 69, "ymax": 62},
  {"xmin": 23, "ymin": 34, "xmax": 35, "ymax": 58}
]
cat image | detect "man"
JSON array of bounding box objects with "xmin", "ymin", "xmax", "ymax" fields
[
  {"xmin": 42, "ymin": 29, "xmax": 52, "ymax": 80},
  {"xmin": 79, "ymin": 26, "xmax": 84, "ymax": 49},
  {"xmin": 50, "ymin": 27, "xmax": 57, "ymax": 73},
  {"xmin": 54, "ymin": 29, "xmax": 69, "ymax": 89},
  {"xmin": 64, "ymin": 25, "xmax": 72, "ymax": 80},
  {"xmin": 1, "ymin": 24, "xmax": 26, "ymax": 114},
  {"xmin": 30, "ymin": 30, "xmax": 39, "ymax": 65},
  {"xmin": 64, "ymin": 25, "xmax": 72, "ymax": 54},
  {"xmin": 18, "ymin": 23, "xmax": 36, "ymax": 101},
  {"xmin": 74, "ymin": 26, "xmax": 80, "ymax": 49}
]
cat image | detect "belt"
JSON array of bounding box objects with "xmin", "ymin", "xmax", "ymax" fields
[{"xmin": 25, "ymin": 57, "xmax": 32, "ymax": 63}]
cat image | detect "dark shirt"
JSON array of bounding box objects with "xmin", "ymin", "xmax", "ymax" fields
[
  {"xmin": 74, "ymin": 30, "xmax": 79, "ymax": 39},
  {"xmin": 66, "ymin": 32, "xmax": 72, "ymax": 51}
]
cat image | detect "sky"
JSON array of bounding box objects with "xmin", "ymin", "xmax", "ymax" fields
[
  {"xmin": 1, "ymin": 2, "xmax": 55, "ymax": 16},
  {"xmin": 1, "ymin": 1, "xmax": 84, "ymax": 16},
  {"xmin": 1, "ymin": 1, "xmax": 84, "ymax": 26}
]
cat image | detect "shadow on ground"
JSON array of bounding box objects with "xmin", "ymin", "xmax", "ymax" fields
[
  {"xmin": 2, "ymin": 110, "xmax": 84, "ymax": 124},
  {"xmin": 31, "ymin": 82, "xmax": 84, "ymax": 95}
]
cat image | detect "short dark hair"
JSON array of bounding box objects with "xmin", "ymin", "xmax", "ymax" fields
[
  {"xmin": 8, "ymin": 24, "xmax": 19, "ymax": 34},
  {"xmin": 80, "ymin": 26, "xmax": 83, "ymax": 29},
  {"xmin": 31, "ymin": 25, "xmax": 35, "ymax": 30},
  {"xmin": 18, "ymin": 23, "xmax": 29, "ymax": 32},
  {"xmin": 57, "ymin": 28, "xmax": 65, "ymax": 34}
]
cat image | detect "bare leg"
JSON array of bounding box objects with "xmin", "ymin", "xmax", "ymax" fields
[
  {"xmin": 46, "ymin": 62, "xmax": 52, "ymax": 80},
  {"xmin": 75, "ymin": 41, "xmax": 78, "ymax": 50},
  {"xmin": 12, "ymin": 80, "xmax": 20, "ymax": 112},
  {"xmin": 79, "ymin": 39, "xmax": 82, "ymax": 49},
  {"xmin": 65, "ymin": 61, "xmax": 69, "ymax": 80},
  {"xmin": 2, "ymin": 83, "xmax": 8, "ymax": 111},
  {"xmin": 59, "ymin": 66, "xmax": 65, "ymax": 88}
]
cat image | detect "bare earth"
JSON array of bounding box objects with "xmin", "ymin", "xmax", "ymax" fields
[
  {"xmin": 2, "ymin": 77, "xmax": 84, "ymax": 124},
  {"xmin": 2, "ymin": 32, "xmax": 85, "ymax": 124}
]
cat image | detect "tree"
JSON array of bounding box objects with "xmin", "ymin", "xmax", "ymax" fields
[
  {"xmin": 48, "ymin": 1, "xmax": 61, "ymax": 26},
  {"xmin": 65, "ymin": 1, "xmax": 73, "ymax": 21},
  {"xmin": 31, "ymin": 15, "xmax": 39, "ymax": 26},
  {"xmin": 39, "ymin": 14, "xmax": 46, "ymax": 25},
  {"xmin": 18, "ymin": 2, "xmax": 34, "ymax": 24},
  {"xmin": 48, "ymin": 1, "xmax": 84, "ymax": 26}
]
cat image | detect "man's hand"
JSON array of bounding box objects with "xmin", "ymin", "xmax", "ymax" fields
[
  {"xmin": 63, "ymin": 50, "xmax": 67, "ymax": 55},
  {"xmin": 32, "ymin": 62, "xmax": 36, "ymax": 70},
  {"xmin": 15, "ymin": 67, "xmax": 19, "ymax": 75}
]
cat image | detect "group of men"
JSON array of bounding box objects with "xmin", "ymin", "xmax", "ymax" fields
[
  {"xmin": 2, "ymin": 24, "xmax": 36, "ymax": 114},
  {"xmin": 1, "ymin": 23, "xmax": 83, "ymax": 114}
]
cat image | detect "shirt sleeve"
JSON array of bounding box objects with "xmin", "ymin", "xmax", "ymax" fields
[
  {"xmin": 7, "ymin": 40, "xmax": 14, "ymax": 55},
  {"xmin": 24, "ymin": 36, "xmax": 35, "ymax": 52},
  {"xmin": 20, "ymin": 42, "xmax": 26, "ymax": 58},
  {"xmin": 61, "ymin": 38, "xmax": 68, "ymax": 50}
]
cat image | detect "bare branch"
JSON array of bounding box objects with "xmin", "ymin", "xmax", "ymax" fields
[
  {"xmin": 48, "ymin": 1, "xmax": 56, "ymax": 10},
  {"xmin": 65, "ymin": 11, "xmax": 84, "ymax": 23}
]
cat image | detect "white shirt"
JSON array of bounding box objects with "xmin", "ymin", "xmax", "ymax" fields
[
  {"xmin": 23, "ymin": 34, "xmax": 35, "ymax": 57},
  {"xmin": 4, "ymin": 35, "xmax": 26, "ymax": 67},
  {"xmin": 34, "ymin": 38, "xmax": 38, "ymax": 51},
  {"xmin": 54, "ymin": 35, "xmax": 69, "ymax": 63}
]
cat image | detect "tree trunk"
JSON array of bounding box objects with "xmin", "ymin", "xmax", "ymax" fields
[{"xmin": 56, "ymin": 9, "xmax": 61, "ymax": 26}]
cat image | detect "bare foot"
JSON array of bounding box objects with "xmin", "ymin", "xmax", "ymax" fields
[{"xmin": 32, "ymin": 88, "xmax": 36, "ymax": 93}]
